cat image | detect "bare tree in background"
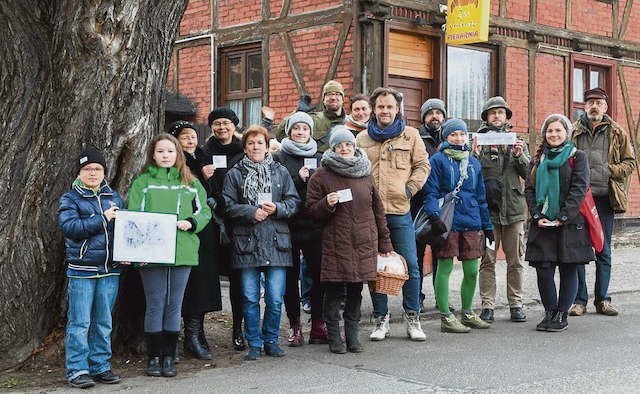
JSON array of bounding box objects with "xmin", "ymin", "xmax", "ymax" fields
[{"xmin": 0, "ymin": 0, "xmax": 188, "ymax": 370}]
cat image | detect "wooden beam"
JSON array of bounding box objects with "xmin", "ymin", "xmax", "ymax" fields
[
  {"xmin": 566, "ymin": 0, "xmax": 571, "ymax": 29},
  {"xmin": 212, "ymin": 0, "xmax": 218, "ymax": 30},
  {"xmin": 323, "ymin": 16, "xmax": 352, "ymax": 89},
  {"xmin": 618, "ymin": 0, "xmax": 634, "ymax": 40},
  {"xmin": 499, "ymin": 0, "xmax": 507, "ymax": 18},
  {"xmin": 279, "ymin": 32, "xmax": 307, "ymax": 95},
  {"xmin": 279, "ymin": 0, "xmax": 292, "ymax": 19},
  {"xmin": 612, "ymin": 0, "xmax": 619, "ymax": 39},
  {"xmin": 617, "ymin": 67, "xmax": 640, "ymax": 185},
  {"xmin": 262, "ymin": 36, "xmax": 270, "ymax": 105},
  {"xmin": 263, "ymin": 0, "xmax": 270, "ymax": 20},
  {"xmin": 530, "ymin": 0, "xmax": 537, "ymax": 23}
]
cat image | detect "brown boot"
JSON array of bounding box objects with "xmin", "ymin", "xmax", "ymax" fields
[{"xmin": 308, "ymin": 319, "xmax": 329, "ymax": 344}]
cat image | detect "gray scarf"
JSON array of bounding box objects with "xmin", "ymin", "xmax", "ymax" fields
[
  {"xmin": 241, "ymin": 153, "xmax": 273, "ymax": 206},
  {"xmin": 321, "ymin": 148, "xmax": 371, "ymax": 178},
  {"xmin": 280, "ymin": 137, "xmax": 318, "ymax": 157}
]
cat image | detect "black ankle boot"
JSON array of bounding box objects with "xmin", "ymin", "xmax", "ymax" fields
[
  {"xmin": 145, "ymin": 332, "xmax": 163, "ymax": 377},
  {"xmin": 344, "ymin": 320, "xmax": 363, "ymax": 353},
  {"xmin": 326, "ymin": 321, "xmax": 346, "ymax": 354},
  {"xmin": 547, "ymin": 311, "xmax": 568, "ymax": 332},
  {"xmin": 162, "ymin": 331, "xmax": 179, "ymax": 377},
  {"xmin": 184, "ymin": 315, "xmax": 212, "ymax": 360},
  {"xmin": 536, "ymin": 310, "xmax": 554, "ymax": 331},
  {"xmin": 232, "ymin": 326, "xmax": 246, "ymax": 351}
]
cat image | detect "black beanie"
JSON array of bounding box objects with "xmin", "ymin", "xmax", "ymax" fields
[
  {"xmin": 77, "ymin": 145, "xmax": 107, "ymax": 174},
  {"xmin": 168, "ymin": 120, "xmax": 196, "ymax": 138},
  {"xmin": 207, "ymin": 107, "xmax": 239, "ymax": 127}
]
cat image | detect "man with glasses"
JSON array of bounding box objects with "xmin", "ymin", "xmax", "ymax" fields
[{"xmin": 569, "ymin": 87, "xmax": 636, "ymax": 317}]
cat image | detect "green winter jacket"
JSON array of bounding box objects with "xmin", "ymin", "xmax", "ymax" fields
[{"xmin": 127, "ymin": 165, "xmax": 211, "ymax": 266}]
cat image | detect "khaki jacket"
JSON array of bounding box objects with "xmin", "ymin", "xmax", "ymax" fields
[
  {"xmin": 356, "ymin": 126, "xmax": 430, "ymax": 215},
  {"xmin": 572, "ymin": 114, "xmax": 636, "ymax": 213}
]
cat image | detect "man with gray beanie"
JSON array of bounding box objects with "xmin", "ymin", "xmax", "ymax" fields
[{"xmin": 473, "ymin": 96, "xmax": 530, "ymax": 324}]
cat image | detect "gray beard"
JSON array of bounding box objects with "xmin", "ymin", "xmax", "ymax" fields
[{"xmin": 587, "ymin": 112, "xmax": 603, "ymax": 122}]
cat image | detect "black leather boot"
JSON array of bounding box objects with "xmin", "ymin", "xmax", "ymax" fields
[
  {"xmin": 326, "ymin": 320, "xmax": 347, "ymax": 354},
  {"xmin": 199, "ymin": 315, "xmax": 211, "ymax": 351},
  {"xmin": 344, "ymin": 320, "xmax": 363, "ymax": 353},
  {"xmin": 145, "ymin": 332, "xmax": 162, "ymax": 377},
  {"xmin": 546, "ymin": 310, "xmax": 568, "ymax": 332},
  {"xmin": 536, "ymin": 310, "xmax": 554, "ymax": 331},
  {"xmin": 184, "ymin": 315, "xmax": 212, "ymax": 359},
  {"xmin": 232, "ymin": 322, "xmax": 246, "ymax": 351},
  {"xmin": 162, "ymin": 331, "xmax": 179, "ymax": 377}
]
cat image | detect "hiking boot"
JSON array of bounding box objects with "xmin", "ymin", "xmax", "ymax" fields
[
  {"xmin": 569, "ymin": 304, "xmax": 586, "ymax": 316},
  {"xmin": 510, "ymin": 307, "xmax": 527, "ymax": 322},
  {"xmin": 93, "ymin": 370, "xmax": 121, "ymax": 384},
  {"xmin": 369, "ymin": 313, "xmax": 390, "ymax": 341},
  {"xmin": 596, "ymin": 301, "xmax": 619, "ymax": 316},
  {"xmin": 547, "ymin": 311, "xmax": 568, "ymax": 332},
  {"xmin": 287, "ymin": 318, "xmax": 304, "ymax": 347},
  {"xmin": 264, "ymin": 342, "xmax": 286, "ymax": 357},
  {"xmin": 536, "ymin": 310, "xmax": 554, "ymax": 331},
  {"xmin": 479, "ymin": 308, "xmax": 494, "ymax": 323},
  {"xmin": 244, "ymin": 346, "xmax": 261, "ymax": 361},
  {"xmin": 309, "ymin": 319, "xmax": 329, "ymax": 344},
  {"xmin": 440, "ymin": 314, "xmax": 471, "ymax": 333},
  {"xmin": 461, "ymin": 312, "xmax": 490, "ymax": 329},
  {"xmin": 404, "ymin": 312, "xmax": 426, "ymax": 341},
  {"xmin": 69, "ymin": 374, "xmax": 95, "ymax": 389}
]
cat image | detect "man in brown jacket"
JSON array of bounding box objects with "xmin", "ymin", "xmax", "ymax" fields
[
  {"xmin": 356, "ymin": 87, "xmax": 430, "ymax": 341},
  {"xmin": 569, "ymin": 87, "xmax": 636, "ymax": 317}
]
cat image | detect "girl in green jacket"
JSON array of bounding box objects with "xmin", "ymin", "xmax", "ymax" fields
[{"xmin": 128, "ymin": 134, "xmax": 211, "ymax": 378}]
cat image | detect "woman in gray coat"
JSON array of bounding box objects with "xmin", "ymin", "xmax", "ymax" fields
[{"xmin": 223, "ymin": 125, "xmax": 300, "ymax": 361}]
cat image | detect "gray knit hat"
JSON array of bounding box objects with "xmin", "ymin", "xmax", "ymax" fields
[
  {"xmin": 329, "ymin": 125, "xmax": 356, "ymax": 150},
  {"xmin": 540, "ymin": 114, "xmax": 574, "ymax": 139},
  {"xmin": 441, "ymin": 118, "xmax": 468, "ymax": 140},
  {"xmin": 420, "ymin": 98, "xmax": 446, "ymax": 122},
  {"xmin": 285, "ymin": 111, "xmax": 314, "ymax": 136}
]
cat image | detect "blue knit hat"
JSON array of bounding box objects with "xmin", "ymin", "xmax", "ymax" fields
[{"xmin": 441, "ymin": 118, "xmax": 468, "ymax": 140}]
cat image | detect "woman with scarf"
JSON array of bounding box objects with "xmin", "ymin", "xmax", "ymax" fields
[
  {"xmin": 423, "ymin": 118, "xmax": 493, "ymax": 333},
  {"xmin": 222, "ymin": 125, "xmax": 300, "ymax": 361},
  {"xmin": 306, "ymin": 126, "xmax": 393, "ymax": 354},
  {"xmin": 525, "ymin": 114, "xmax": 594, "ymax": 332},
  {"xmin": 273, "ymin": 112, "xmax": 327, "ymax": 347}
]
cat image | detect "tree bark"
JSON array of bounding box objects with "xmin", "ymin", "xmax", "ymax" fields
[{"xmin": 0, "ymin": 0, "xmax": 187, "ymax": 370}]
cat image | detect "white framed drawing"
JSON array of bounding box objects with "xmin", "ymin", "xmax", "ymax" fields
[{"xmin": 113, "ymin": 211, "xmax": 177, "ymax": 264}]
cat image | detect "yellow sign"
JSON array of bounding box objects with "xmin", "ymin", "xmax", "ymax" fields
[{"xmin": 445, "ymin": 0, "xmax": 490, "ymax": 45}]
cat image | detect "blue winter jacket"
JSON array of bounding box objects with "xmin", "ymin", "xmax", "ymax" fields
[
  {"xmin": 423, "ymin": 149, "xmax": 493, "ymax": 232},
  {"xmin": 58, "ymin": 179, "xmax": 125, "ymax": 276}
]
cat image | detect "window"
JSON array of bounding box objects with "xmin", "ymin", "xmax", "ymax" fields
[
  {"xmin": 571, "ymin": 57, "xmax": 614, "ymax": 120},
  {"xmin": 220, "ymin": 45, "xmax": 262, "ymax": 128},
  {"xmin": 446, "ymin": 45, "xmax": 496, "ymax": 130}
]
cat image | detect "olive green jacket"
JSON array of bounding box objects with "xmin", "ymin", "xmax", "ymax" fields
[{"xmin": 274, "ymin": 109, "xmax": 346, "ymax": 153}]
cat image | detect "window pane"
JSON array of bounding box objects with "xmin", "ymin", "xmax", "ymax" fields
[
  {"xmin": 228, "ymin": 100, "xmax": 243, "ymax": 127},
  {"xmin": 228, "ymin": 57, "xmax": 242, "ymax": 92},
  {"xmin": 246, "ymin": 98, "xmax": 262, "ymax": 126},
  {"xmin": 247, "ymin": 54, "xmax": 262, "ymax": 90},
  {"xmin": 446, "ymin": 46, "xmax": 490, "ymax": 122},
  {"xmin": 573, "ymin": 68, "xmax": 584, "ymax": 102},
  {"xmin": 590, "ymin": 70, "xmax": 601, "ymax": 89}
]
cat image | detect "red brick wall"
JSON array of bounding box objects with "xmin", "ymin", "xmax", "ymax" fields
[
  {"xmin": 176, "ymin": 45, "xmax": 211, "ymax": 124},
  {"xmin": 504, "ymin": 47, "xmax": 529, "ymax": 133},
  {"xmin": 536, "ymin": 0, "xmax": 565, "ymax": 28},
  {"xmin": 270, "ymin": 0, "xmax": 285, "ymax": 17},
  {"xmin": 570, "ymin": 0, "xmax": 612, "ymax": 36},
  {"xmin": 490, "ymin": 1, "xmax": 499, "ymax": 16},
  {"xmin": 506, "ymin": 0, "xmax": 529, "ymax": 21},
  {"xmin": 534, "ymin": 54, "xmax": 565, "ymax": 130},
  {"xmin": 620, "ymin": 0, "xmax": 640, "ymax": 41},
  {"xmin": 290, "ymin": 0, "xmax": 342, "ymax": 14},
  {"xmin": 218, "ymin": 0, "xmax": 261, "ymax": 27},
  {"xmin": 615, "ymin": 66, "xmax": 640, "ymax": 216},
  {"xmin": 179, "ymin": 0, "xmax": 210, "ymax": 35}
]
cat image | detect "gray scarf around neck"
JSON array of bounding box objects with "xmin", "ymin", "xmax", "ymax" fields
[
  {"xmin": 280, "ymin": 137, "xmax": 318, "ymax": 157},
  {"xmin": 321, "ymin": 148, "xmax": 371, "ymax": 178},
  {"xmin": 241, "ymin": 153, "xmax": 273, "ymax": 205}
]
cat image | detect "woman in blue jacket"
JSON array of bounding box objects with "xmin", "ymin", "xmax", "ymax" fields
[
  {"xmin": 58, "ymin": 146, "xmax": 125, "ymax": 389},
  {"xmin": 423, "ymin": 119, "xmax": 493, "ymax": 333}
]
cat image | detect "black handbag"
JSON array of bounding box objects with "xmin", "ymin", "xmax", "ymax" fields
[{"xmin": 414, "ymin": 175, "xmax": 464, "ymax": 244}]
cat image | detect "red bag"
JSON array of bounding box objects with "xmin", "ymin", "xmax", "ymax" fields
[{"xmin": 569, "ymin": 157, "xmax": 604, "ymax": 252}]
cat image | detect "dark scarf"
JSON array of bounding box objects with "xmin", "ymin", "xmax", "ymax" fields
[
  {"xmin": 240, "ymin": 154, "xmax": 274, "ymax": 206},
  {"xmin": 367, "ymin": 116, "xmax": 405, "ymax": 142},
  {"xmin": 535, "ymin": 141, "xmax": 576, "ymax": 220},
  {"xmin": 321, "ymin": 148, "xmax": 371, "ymax": 178},
  {"xmin": 204, "ymin": 135, "xmax": 243, "ymax": 160}
]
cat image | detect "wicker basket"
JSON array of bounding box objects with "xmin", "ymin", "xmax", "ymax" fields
[{"xmin": 374, "ymin": 253, "xmax": 409, "ymax": 296}]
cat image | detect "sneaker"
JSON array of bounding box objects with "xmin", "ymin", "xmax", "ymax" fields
[
  {"xmin": 440, "ymin": 314, "xmax": 471, "ymax": 333},
  {"xmin": 546, "ymin": 311, "xmax": 568, "ymax": 332},
  {"xmin": 461, "ymin": 312, "xmax": 490, "ymax": 329},
  {"xmin": 479, "ymin": 308, "xmax": 494, "ymax": 323},
  {"xmin": 93, "ymin": 370, "xmax": 121, "ymax": 384},
  {"xmin": 404, "ymin": 312, "xmax": 426, "ymax": 341},
  {"xmin": 596, "ymin": 301, "xmax": 618, "ymax": 316},
  {"xmin": 569, "ymin": 304, "xmax": 586, "ymax": 316},
  {"xmin": 536, "ymin": 310, "xmax": 554, "ymax": 331},
  {"xmin": 244, "ymin": 346, "xmax": 261, "ymax": 360},
  {"xmin": 287, "ymin": 320, "xmax": 304, "ymax": 347},
  {"xmin": 69, "ymin": 374, "xmax": 95, "ymax": 389},
  {"xmin": 510, "ymin": 307, "xmax": 527, "ymax": 322},
  {"xmin": 264, "ymin": 342, "xmax": 286, "ymax": 357},
  {"xmin": 369, "ymin": 313, "xmax": 390, "ymax": 341}
]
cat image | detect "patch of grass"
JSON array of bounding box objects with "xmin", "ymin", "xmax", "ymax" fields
[{"xmin": 1, "ymin": 376, "xmax": 29, "ymax": 389}]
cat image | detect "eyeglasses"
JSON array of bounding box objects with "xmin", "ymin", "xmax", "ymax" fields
[
  {"xmin": 212, "ymin": 120, "xmax": 234, "ymax": 127},
  {"xmin": 80, "ymin": 166, "xmax": 104, "ymax": 173},
  {"xmin": 324, "ymin": 92, "xmax": 342, "ymax": 98}
]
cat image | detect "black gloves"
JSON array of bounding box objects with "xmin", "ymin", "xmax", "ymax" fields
[
  {"xmin": 430, "ymin": 216, "xmax": 447, "ymax": 235},
  {"xmin": 484, "ymin": 230, "xmax": 495, "ymax": 244}
]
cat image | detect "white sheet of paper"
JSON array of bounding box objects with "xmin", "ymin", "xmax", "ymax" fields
[
  {"xmin": 212, "ymin": 155, "xmax": 227, "ymax": 168},
  {"xmin": 485, "ymin": 238, "xmax": 496, "ymax": 250},
  {"xmin": 475, "ymin": 132, "xmax": 517, "ymax": 146},
  {"xmin": 257, "ymin": 193, "xmax": 272, "ymax": 205},
  {"xmin": 337, "ymin": 188, "xmax": 353, "ymax": 203},
  {"xmin": 304, "ymin": 158, "xmax": 318, "ymax": 169},
  {"xmin": 540, "ymin": 221, "xmax": 558, "ymax": 227},
  {"xmin": 113, "ymin": 210, "xmax": 177, "ymax": 264}
]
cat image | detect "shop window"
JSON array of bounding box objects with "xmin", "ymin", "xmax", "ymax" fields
[{"xmin": 220, "ymin": 45, "xmax": 262, "ymax": 128}]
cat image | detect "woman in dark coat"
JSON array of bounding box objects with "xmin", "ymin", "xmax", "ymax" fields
[
  {"xmin": 201, "ymin": 108, "xmax": 247, "ymax": 351},
  {"xmin": 273, "ymin": 111, "xmax": 326, "ymax": 347},
  {"xmin": 223, "ymin": 125, "xmax": 300, "ymax": 361},
  {"xmin": 168, "ymin": 121, "xmax": 222, "ymax": 360},
  {"xmin": 306, "ymin": 126, "xmax": 393, "ymax": 354},
  {"xmin": 525, "ymin": 114, "xmax": 594, "ymax": 332}
]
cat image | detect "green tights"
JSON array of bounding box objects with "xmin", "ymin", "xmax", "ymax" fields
[{"xmin": 434, "ymin": 258, "xmax": 479, "ymax": 314}]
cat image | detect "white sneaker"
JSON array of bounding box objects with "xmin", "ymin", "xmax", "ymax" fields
[
  {"xmin": 369, "ymin": 313, "xmax": 390, "ymax": 341},
  {"xmin": 405, "ymin": 312, "xmax": 426, "ymax": 341}
]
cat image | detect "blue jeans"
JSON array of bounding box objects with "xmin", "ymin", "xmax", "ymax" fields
[
  {"xmin": 575, "ymin": 196, "xmax": 614, "ymax": 305},
  {"xmin": 240, "ymin": 267, "xmax": 286, "ymax": 348},
  {"xmin": 370, "ymin": 213, "xmax": 421, "ymax": 317},
  {"xmin": 300, "ymin": 255, "xmax": 312, "ymax": 305},
  {"xmin": 65, "ymin": 275, "xmax": 119, "ymax": 381}
]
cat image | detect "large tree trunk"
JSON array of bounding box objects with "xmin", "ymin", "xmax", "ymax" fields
[{"xmin": 0, "ymin": 0, "xmax": 188, "ymax": 370}]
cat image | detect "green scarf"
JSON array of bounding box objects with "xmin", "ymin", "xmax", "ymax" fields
[
  {"xmin": 442, "ymin": 143, "xmax": 470, "ymax": 180},
  {"xmin": 535, "ymin": 142, "xmax": 575, "ymax": 219}
]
